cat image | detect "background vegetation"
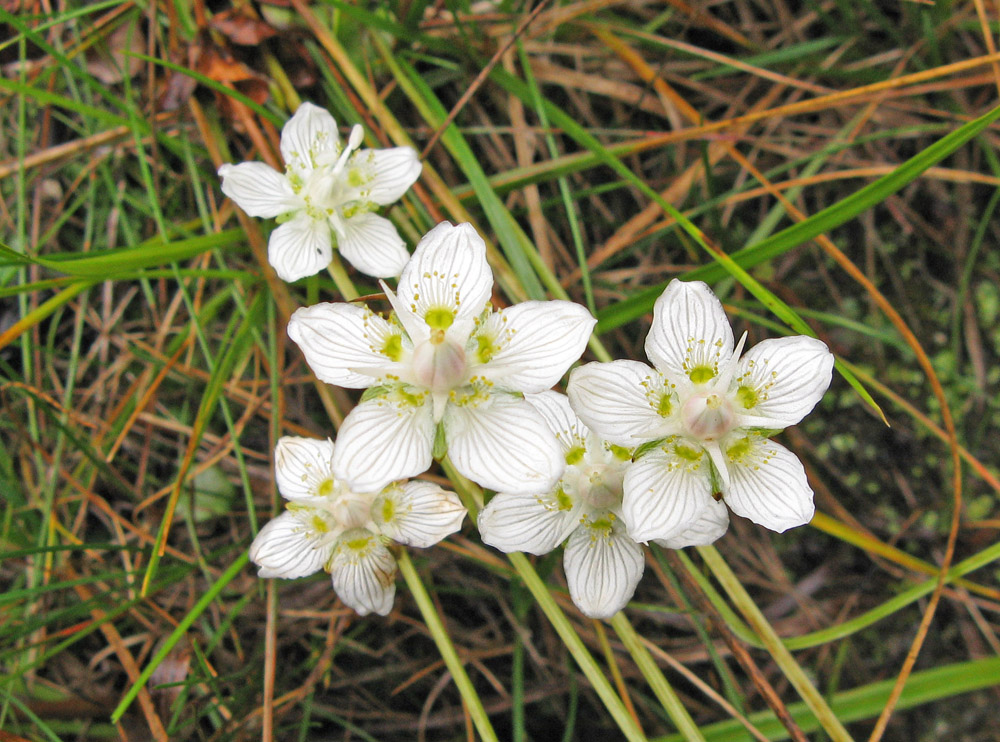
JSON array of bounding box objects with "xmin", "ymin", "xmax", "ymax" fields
[{"xmin": 2, "ymin": 0, "xmax": 999, "ymax": 740}]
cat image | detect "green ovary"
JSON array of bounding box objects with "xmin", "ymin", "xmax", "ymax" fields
[
  {"xmin": 736, "ymin": 385, "xmax": 758, "ymax": 409},
  {"xmin": 474, "ymin": 333, "xmax": 499, "ymax": 364},
  {"xmin": 657, "ymin": 393, "xmax": 673, "ymax": 417},
  {"xmin": 608, "ymin": 444, "xmax": 632, "ymax": 461},
  {"xmin": 554, "ymin": 488, "xmax": 574, "ymax": 511},
  {"xmin": 317, "ymin": 479, "xmax": 335, "ymax": 497},
  {"xmin": 311, "ymin": 515, "xmax": 330, "ymax": 533},
  {"xmin": 382, "ymin": 334, "xmax": 403, "ymax": 361},
  {"xmin": 344, "ymin": 534, "xmax": 372, "ymax": 552},
  {"xmin": 673, "ymin": 444, "xmax": 702, "ymax": 461},
  {"xmin": 380, "ymin": 498, "xmax": 396, "ymax": 524},
  {"xmin": 425, "ymin": 307, "xmax": 455, "ymax": 331},
  {"xmin": 689, "ymin": 366, "xmax": 715, "ymax": 384},
  {"xmin": 565, "ymin": 445, "xmax": 586, "ymax": 466},
  {"xmin": 726, "ymin": 437, "xmax": 752, "ymax": 461},
  {"xmin": 587, "ymin": 515, "xmax": 614, "ymax": 535}
]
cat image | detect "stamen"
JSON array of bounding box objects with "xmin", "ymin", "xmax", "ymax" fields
[
  {"xmin": 714, "ymin": 330, "xmax": 748, "ymax": 392},
  {"xmin": 379, "ymin": 280, "xmax": 422, "ymax": 341},
  {"xmin": 702, "ymin": 440, "xmax": 731, "ymax": 491},
  {"xmin": 331, "ymin": 124, "xmax": 364, "ymax": 178}
]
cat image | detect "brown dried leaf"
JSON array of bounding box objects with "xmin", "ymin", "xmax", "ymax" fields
[
  {"xmin": 209, "ymin": 8, "xmax": 278, "ymax": 46},
  {"xmin": 85, "ymin": 20, "xmax": 145, "ymax": 84},
  {"xmin": 195, "ymin": 45, "xmax": 259, "ymax": 84}
]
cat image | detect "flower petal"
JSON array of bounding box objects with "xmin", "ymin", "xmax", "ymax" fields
[
  {"xmin": 733, "ymin": 336, "xmax": 834, "ymax": 429},
  {"xmin": 524, "ymin": 390, "xmax": 589, "ymax": 453},
  {"xmin": 274, "ymin": 436, "xmax": 336, "ymax": 501},
  {"xmin": 622, "ymin": 440, "xmax": 715, "ymax": 543},
  {"xmin": 333, "ymin": 394, "xmax": 435, "ymax": 492},
  {"xmin": 351, "ymin": 147, "xmax": 422, "ymax": 205},
  {"xmin": 397, "ymin": 222, "xmax": 493, "ymax": 335},
  {"xmin": 645, "ymin": 280, "xmax": 734, "ymax": 387},
  {"xmin": 267, "ymin": 213, "xmax": 332, "ymax": 282},
  {"xmin": 218, "ymin": 162, "xmax": 299, "ymax": 218},
  {"xmin": 567, "ymin": 360, "xmax": 677, "ymax": 447},
  {"xmin": 374, "ymin": 480, "xmax": 466, "ymax": 548},
  {"xmin": 723, "ymin": 435, "xmax": 814, "ymax": 532},
  {"xmin": 443, "ymin": 392, "xmax": 563, "ymax": 495},
  {"xmin": 335, "ymin": 211, "xmax": 410, "ymax": 279},
  {"xmin": 564, "ymin": 513, "xmax": 644, "ymax": 619},
  {"xmin": 477, "ymin": 491, "xmax": 580, "ymax": 555},
  {"xmin": 250, "ymin": 512, "xmax": 331, "ymax": 579},
  {"xmin": 653, "ymin": 497, "xmax": 729, "ymax": 549},
  {"xmin": 329, "ymin": 530, "xmax": 397, "ymax": 616},
  {"xmin": 288, "ymin": 302, "xmax": 405, "ymax": 388},
  {"xmin": 474, "ymin": 301, "xmax": 595, "ymax": 393},
  {"xmin": 280, "ymin": 102, "xmax": 339, "ymax": 175}
]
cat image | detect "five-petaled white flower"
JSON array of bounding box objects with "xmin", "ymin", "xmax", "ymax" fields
[
  {"xmin": 249, "ymin": 436, "xmax": 466, "ymax": 616},
  {"xmin": 568, "ymin": 280, "xmax": 834, "ymax": 540},
  {"xmin": 287, "ymin": 221, "xmax": 596, "ymax": 495},
  {"xmin": 478, "ymin": 392, "xmax": 727, "ymax": 619},
  {"xmin": 218, "ymin": 102, "xmax": 421, "ymax": 282}
]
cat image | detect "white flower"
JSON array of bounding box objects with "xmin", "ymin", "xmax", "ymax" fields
[
  {"xmin": 568, "ymin": 280, "xmax": 834, "ymax": 539},
  {"xmin": 286, "ymin": 221, "xmax": 596, "ymax": 495},
  {"xmin": 249, "ymin": 436, "xmax": 466, "ymax": 616},
  {"xmin": 478, "ymin": 391, "xmax": 727, "ymax": 619},
  {"xmin": 218, "ymin": 102, "xmax": 421, "ymax": 282}
]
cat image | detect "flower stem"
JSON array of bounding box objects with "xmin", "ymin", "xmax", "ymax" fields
[
  {"xmin": 506, "ymin": 552, "xmax": 649, "ymax": 742},
  {"xmin": 396, "ymin": 548, "xmax": 499, "ymax": 742},
  {"xmin": 610, "ymin": 612, "xmax": 707, "ymax": 742},
  {"xmin": 326, "ymin": 253, "xmax": 358, "ymax": 301},
  {"xmin": 697, "ymin": 544, "xmax": 854, "ymax": 742},
  {"xmin": 438, "ymin": 460, "xmax": 646, "ymax": 741}
]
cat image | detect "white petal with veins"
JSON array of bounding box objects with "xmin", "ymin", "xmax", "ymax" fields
[
  {"xmin": 653, "ymin": 497, "xmax": 729, "ymax": 549},
  {"xmin": 353, "ymin": 147, "xmax": 422, "ymax": 205},
  {"xmin": 733, "ymin": 335, "xmax": 834, "ymax": 429},
  {"xmin": 567, "ymin": 361, "xmax": 677, "ymax": 447},
  {"xmin": 474, "ymin": 301, "xmax": 595, "ymax": 393},
  {"xmin": 329, "ymin": 531, "xmax": 397, "ymax": 616},
  {"xmin": 646, "ymin": 280, "xmax": 734, "ymax": 387},
  {"xmin": 524, "ymin": 391, "xmax": 588, "ymax": 454},
  {"xmin": 218, "ymin": 162, "xmax": 300, "ymax": 217},
  {"xmin": 267, "ymin": 213, "xmax": 332, "ymax": 282},
  {"xmin": 280, "ymin": 102, "xmax": 340, "ymax": 175},
  {"xmin": 374, "ymin": 480, "xmax": 466, "ymax": 548},
  {"xmin": 397, "ymin": 222, "xmax": 493, "ymax": 342},
  {"xmin": 564, "ymin": 513, "xmax": 644, "ymax": 619},
  {"xmin": 288, "ymin": 302, "xmax": 405, "ymax": 388},
  {"xmin": 723, "ymin": 435, "xmax": 815, "ymax": 532},
  {"xmin": 333, "ymin": 394, "xmax": 436, "ymax": 493},
  {"xmin": 250, "ymin": 512, "xmax": 332, "ymax": 579},
  {"xmin": 623, "ymin": 441, "xmax": 716, "ymax": 543},
  {"xmin": 478, "ymin": 490, "xmax": 579, "ymax": 555},
  {"xmin": 274, "ymin": 436, "xmax": 337, "ymax": 501},
  {"xmin": 336, "ymin": 211, "xmax": 410, "ymax": 279},
  {"xmin": 443, "ymin": 392, "xmax": 563, "ymax": 495}
]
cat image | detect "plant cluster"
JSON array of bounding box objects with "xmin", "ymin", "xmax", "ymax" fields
[{"xmin": 228, "ymin": 103, "xmax": 834, "ymax": 621}]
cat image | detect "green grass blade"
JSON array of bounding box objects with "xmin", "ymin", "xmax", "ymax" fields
[
  {"xmin": 655, "ymin": 656, "xmax": 1000, "ymax": 742},
  {"xmin": 597, "ymin": 102, "xmax": 1000, "ymax": 331},
  {"xmin": 110, "ymin": 552, "xmax": 250, "ymax": 723}
]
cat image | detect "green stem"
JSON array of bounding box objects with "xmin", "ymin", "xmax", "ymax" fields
[
  {"xmin": 697, "ymin": 545, "xmax": 854, "ymax": 742},
  {"xmin": 326, "ymin": 253, "xmax": 359, "ymax": 301},
  {"xmin": 396, "ymin": 549, "xmax": 499, "ymax": 742},
  {"xmin": 439, "ymin": 462, "xmax": 645, "ymax": 740},
  {"xmin": 506, "ymin": 552, "xmax": 649, "ymax": 742},
  {"xmin": 610, "ymin": 613, "xmax": 706, "ymax": 742}
]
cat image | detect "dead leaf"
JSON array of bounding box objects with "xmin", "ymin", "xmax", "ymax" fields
[
  {"xmin": 85, "ymin": 19, "xmax": 145, "ymax": 84},
  {"xmin": 210, "ymin": 8, "xmax": 278, "ymax": 46}
]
